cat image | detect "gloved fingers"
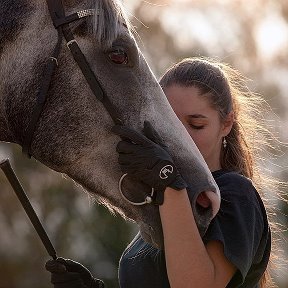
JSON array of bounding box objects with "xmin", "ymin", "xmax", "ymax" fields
[
  {"xmin": 51, "ymin": 271, "xmax": 82, "ymax": 284},
  {"xmin": 112, "ymin": 125, "xmax": 153, "ymax": 146},
  {"xmin": 61, "ymin": 259, "xmax": 93, "ymax": 284},
  {"xmin": 119, "ymin": 155, "xmax": 153, "ymax": 170},
  {"xmin": 118, "ymin": 153, "xmax": 135, "ymax": 165},
  {"xmin": 143, "ymin": 121, "xmax": 165, "ymax": 146},
  {"xmin": 46, "ymin": 258, "xmax": 103, "ymax": 288},
  {"xmin": 143, "ymin": 121, "xmax": 169, "ymax": 151},
  {"xmin": 55, "ymin": 257, "xmax": 69, "ymax": 266},
  {"xmin": 132, "ymin": 169, "xmax": 152, "ymax": 179},
  {"xmin": 63, "ymin": 259, "xmax": 88, "ymax": 272},
  {"xmin": 118, "ymin": 148, "xmax": 151, "ymax": 163},
  {"xmin": 46, "ymin": 257, "xmax": 86, "ymax": 274},
  {"xmin": 116, "ymin": 140, "xmax": 141, "ymax": 154},
  {"xmin": 143, "ymin": 121, "xmax": 158, "ymax": 142},
  {"xmin": 119, "ymin": 162, "xmax": 148, "ymax": 175},
  {"xmin": 45, "ymin": 259, "xmax": 67, "ymax": 273},
  {"xmin": 119, "ymin": 163, "xmax": 140, "ymax": 174},
  {"xmin": 92, "ymin": 278, "xmax": 105, "ymax": 288}
]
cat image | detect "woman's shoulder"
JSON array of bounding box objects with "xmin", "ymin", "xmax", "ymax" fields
[
  {"xmin": 212, "ymin": 170, "xmax": 264, "ymax": 212},
  {"xmin": 206, "ymin": 170, "xmax": 270, "ymax": 286},
  {"xmin": 211, "ymin": 169, "xmax": 268, "ymax": 232},
  {"xmin": 212, "ymin": 170, "xmax": 255, "ymax": 195},
  {"xmin": 212, "ymin": 169, "xmax": 252, "ymax": 185}
]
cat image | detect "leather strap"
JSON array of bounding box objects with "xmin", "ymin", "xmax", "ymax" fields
[
  {"xmin": 23, "ymin": 0, "xmax": 122, "ymax": 157},
  {"xmin": 0, "ymin": 159, "xmax": 57, "ymax": 260},
  {"xmin": 22, "ymin": 30, "xmax": 63, "ymax": 156},
  {"xmin": 63, "ymin": 28, "xmax": 123, "ymax": 125}
]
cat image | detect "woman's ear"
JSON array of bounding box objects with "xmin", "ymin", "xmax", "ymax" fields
[{"xmin": 222, "ymin": 111, "xmax": 234, "ymax": 136}]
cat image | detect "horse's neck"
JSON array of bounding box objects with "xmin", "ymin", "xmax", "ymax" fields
[
  {"xmin": 0, "ymin": 1, "xmax": 35, "ymax": 144},
  {"xmin": 0, "ymin": 76, "xmax": 33, "ymax": 144},
  {"xmin": 0, "ymin": 50, "xmax": 31, "ymax": 145},
  {"xmin": 0, "ymin": 46, "xmax": 22, "ymax": 144}
]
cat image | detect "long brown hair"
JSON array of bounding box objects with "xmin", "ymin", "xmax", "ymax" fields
[{"xmin": 159, "ymin": 57, "xmax": 283, "ymax": 287}]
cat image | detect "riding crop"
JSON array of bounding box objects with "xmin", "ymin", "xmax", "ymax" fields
[{"xmin": 0, "ymin": 158, "xmax": 57, "ymax": 260}]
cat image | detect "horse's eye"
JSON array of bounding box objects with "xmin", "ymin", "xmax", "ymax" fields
[{"xmin": 108, "ymin": 49, "xmax": 128, "ymax": 64}]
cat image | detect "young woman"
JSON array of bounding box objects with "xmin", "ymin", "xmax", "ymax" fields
[
  {"xmin": 116, "ymin": 58, "xmax": 272, "ymax": 288},
  {"xmin": 46, "ymin": 58, "xmax": 274, "ymax": 287}
]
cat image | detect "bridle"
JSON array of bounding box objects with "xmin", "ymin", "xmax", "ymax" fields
[
  {"xmin": 22, "ymin": 0, "xmax": 123, "ymax": 157},
  {"xmin": 22, "ymin": 0, "xmax": 155, "ymax": 206},
  {"xmin": 1, "ymin": 1, "xmax": 156, "ymax": 261}
]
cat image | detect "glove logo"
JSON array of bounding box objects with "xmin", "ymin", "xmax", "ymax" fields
[{"xmin": 159, "ymin": 165, "xmax": 174, "ymax": 179}]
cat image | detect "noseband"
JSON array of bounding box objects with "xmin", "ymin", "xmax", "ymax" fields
[
  {"xmin": 22, "ymin": 0, "xmax": 123, "ymax": 157},
  {"xmin": 22, "ymin": 0, "xmax": 155, "ymax": 206}
]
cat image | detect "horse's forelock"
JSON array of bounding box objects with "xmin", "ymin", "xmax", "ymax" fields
[{"xmin": 91, "ymin": 0, "xmax": 132, "ymax": 48}]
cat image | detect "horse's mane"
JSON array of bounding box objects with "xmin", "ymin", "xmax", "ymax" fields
[
  {"xmin": 0, "ymin": 0, "xmax": 132, "ymax": 52},
  {"xmin": 92, "ymin": 0, "xmax": 133, "ymax": 48}
]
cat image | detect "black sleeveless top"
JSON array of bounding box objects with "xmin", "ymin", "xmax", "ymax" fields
[{"xmin": 119, "ymin": 170, "xmax": 271, "ymax": 287}]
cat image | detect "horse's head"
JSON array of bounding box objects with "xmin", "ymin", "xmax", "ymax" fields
[{"xmin": 0, "ymin": 0, "xmax": 220, "ymax": 249}]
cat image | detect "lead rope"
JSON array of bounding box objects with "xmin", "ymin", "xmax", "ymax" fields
[{"xmin": 0, "ymin": 159, "xmax": 57, "ymax": 260}]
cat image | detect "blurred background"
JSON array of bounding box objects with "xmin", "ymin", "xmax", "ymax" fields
[{"xmin": 0, "ymin": 0, "xmax": 287, "ymax": 287}]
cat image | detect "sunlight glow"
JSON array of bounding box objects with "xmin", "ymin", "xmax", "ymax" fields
[
  {"xmin": 160, "ymin": 6, "xmax": 240, "ymax": 55},
  {"xmin": 255, "ymin": 14, "xmax": 288, "ymax": 59}
]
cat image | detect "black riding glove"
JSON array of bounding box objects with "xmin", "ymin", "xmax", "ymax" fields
[
  {"xmin": 112, "ymin": 121, "xmax": 187, "ymax": 204},
  {"xmin": 45, "ymin": 257, "xmax": 105, "ymax": 288}
]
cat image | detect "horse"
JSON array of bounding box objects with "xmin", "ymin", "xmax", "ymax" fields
[{"xmin": 0, "ymin": 0, "xmax": 220, "ymax": 250}]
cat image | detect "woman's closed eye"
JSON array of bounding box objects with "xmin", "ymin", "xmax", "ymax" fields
[
  {"xmin": 185, "ymin": 115, "xmax": 208, "ymax": 130},
  {"xmin": 188, "ymin": 123, "xmax": 205, "ymax": 130}
]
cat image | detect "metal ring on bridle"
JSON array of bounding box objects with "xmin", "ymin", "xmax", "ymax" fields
[
  {"xmin": 49, "ymin": 57, "xmax": 58, "ymax": 66},
  {"xmin": 118, "ymin": 173, "xmax": 155, "ymax": 206}
]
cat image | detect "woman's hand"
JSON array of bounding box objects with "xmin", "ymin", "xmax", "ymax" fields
[
  {"xmin": 45, "ymin": 257, "xmax": 105, "ymax": 288},
  {"xmin": 112, "ymin": 121, "xmax": 187, "ymax": 204}
]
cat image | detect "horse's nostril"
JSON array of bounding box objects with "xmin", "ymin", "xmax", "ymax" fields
[{"xmin": 196, "ymin": 191, "xmax": 211, "ymax": 208}]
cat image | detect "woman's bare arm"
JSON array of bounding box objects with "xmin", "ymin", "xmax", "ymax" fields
[{"xmin": 159, "ymin": 187, "xmax": 236, "ymax": 288}]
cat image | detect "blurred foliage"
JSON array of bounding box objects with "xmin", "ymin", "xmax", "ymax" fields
[{"xmin": 1, "ymin": 0, "xmax": 288, "ymax": 287}]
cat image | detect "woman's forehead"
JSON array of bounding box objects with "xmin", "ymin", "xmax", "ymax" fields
[{"xmin": 166, "ymin": 85, "xmax": 213, "ymax": 109}]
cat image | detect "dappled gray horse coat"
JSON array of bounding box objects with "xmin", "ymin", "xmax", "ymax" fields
[{"xmin": 0, "ymin": 0, "xmax": 220, "ymax": 249}]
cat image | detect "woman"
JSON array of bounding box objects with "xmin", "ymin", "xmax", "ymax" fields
[{"xmin": 46, "ymin": 58, "xmax": 273, "ymax": 287}]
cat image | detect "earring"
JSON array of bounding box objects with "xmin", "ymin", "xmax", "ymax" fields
[{"xmin": 223, "ymin": 137, "xmax": 227, "ymax": 149}]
